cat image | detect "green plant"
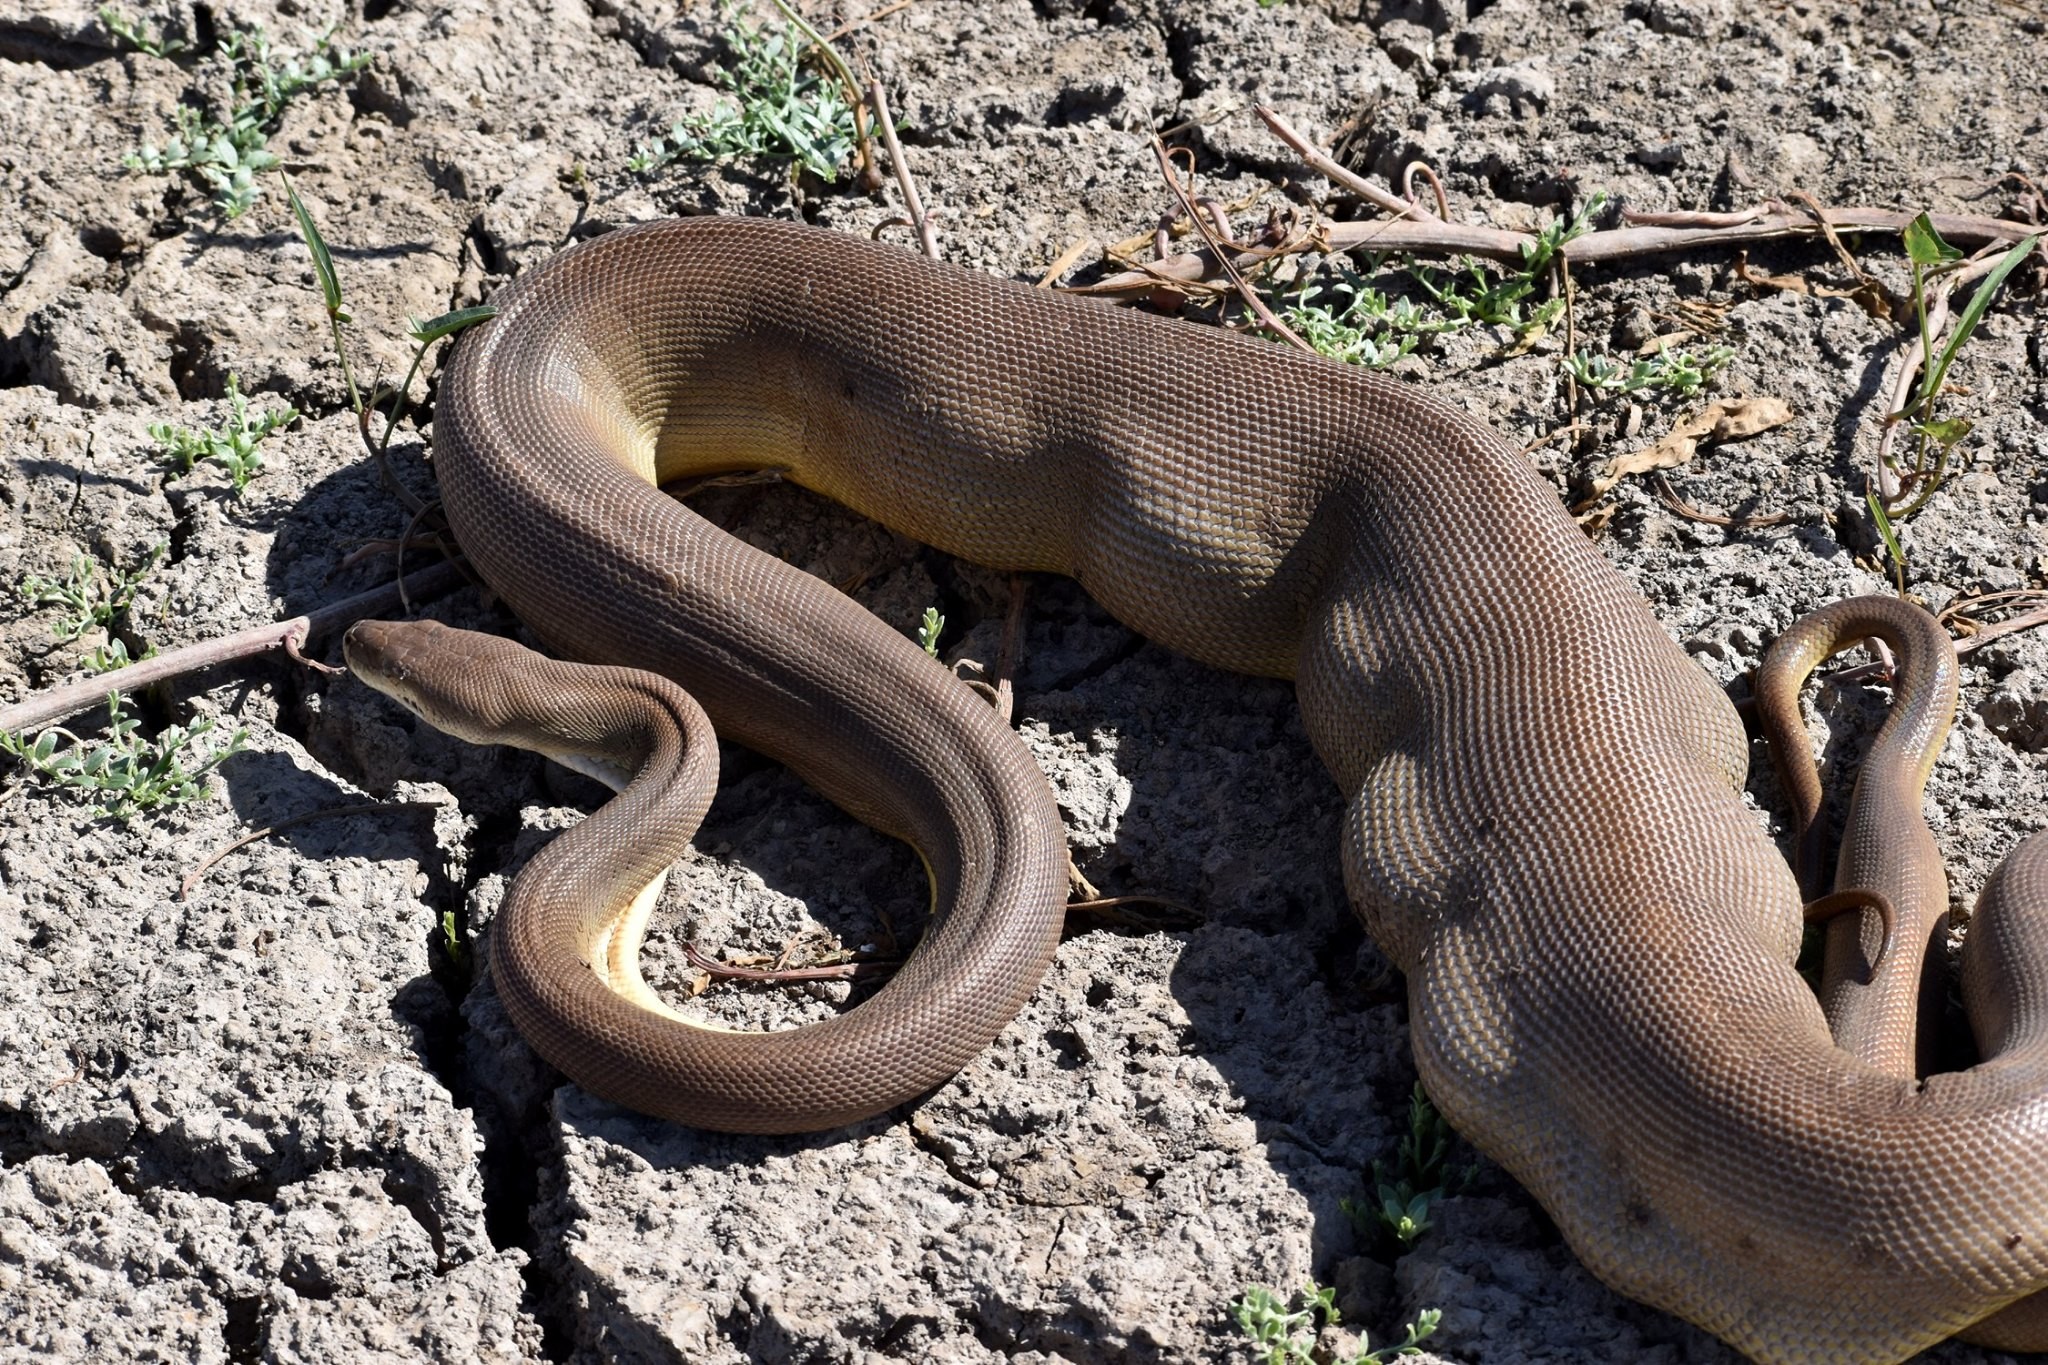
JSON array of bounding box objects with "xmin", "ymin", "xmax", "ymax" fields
[
  {"xmin": 1277, "ymin": 275, "xmax": 1435, "ymax": 368},
  {"xmin": 1563, "ymin": 343, "xmax": 1735, "ymax": 398},
  {"xmin": 286, "ymin": 179, "xmax": 497, "ymax": 435},
  {"xmin": 83, "ymin": 637, "xmax": 156, "ymax": 675},
  {"xmin": 915, "ymin": 607, "xmax": 945, "ymax": 657},
  {"xmin": 113, "ymin": 10, "xmax": 368, "ymax": 216},
  {"xmin": 1345, "ymin": 1083, "xmax": 1472, "ymax": 1247},
  {"xmin": 149, "ymin": 373, "xmax": 298, "ymax": 494},
  {"xmin": 1234, "ymin": 1283, "xmax": 1441, "ymax": 1365},
  {"xmin": 439, "ymin": 908, "xmax": 468, "ymax": 969},
  {"xmin": 1865, "ymin": 490, "xmax": 1908, "ymax": 597},
  {"xmin": 2, "ymin": 693, "xmax": 246, "ymax": 823},
  {"xmin": 1404, "ymin": 190, "xmax": 1607, "ymax": 341},
  {"xmin": 1878, "ymin": 216, "xmax": 2041, "ymax": 520},
  {"xmin": 97, "ymin": 5, "xmax": 186, "ymax": 57},
  {"xmin": 19, "ymin": 543, "xmax": 165, "ymax": 644},
  {"xmin": 629, "ymin": 3, "xmax": 861, "ymax": 181},
  {"xmin": 1271, "ymin": 192, "xmax": 1608, "ymax": 362}
]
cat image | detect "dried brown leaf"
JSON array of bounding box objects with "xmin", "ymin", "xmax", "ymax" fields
[{"xmin": 1585, "ymin": 396, "xmax": 1794, "ymax": 498}]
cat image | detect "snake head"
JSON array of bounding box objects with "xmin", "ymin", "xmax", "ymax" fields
[
  {"xmin": 343, "ymin": 618, "xmax": 546, "ymax": 746},
  {"xmin": 342, "ymin": 618, "xmax": 672, "ymax": 793}
]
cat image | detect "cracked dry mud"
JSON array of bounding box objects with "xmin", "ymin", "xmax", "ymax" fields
[{"xmin": 2, "ymin": 1, "xmax": 2045, "ymax": 1361}]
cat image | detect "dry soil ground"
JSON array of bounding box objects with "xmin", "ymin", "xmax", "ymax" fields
[{"xmin": 1, "ymin": 0, "xmax": 2045, "ymax": 1362}]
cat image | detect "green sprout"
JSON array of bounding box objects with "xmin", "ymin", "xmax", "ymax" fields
[
  {"xmin": 97, "ymin": 5, "xmax": 186, "ymax": 57},
  {"xmin": 1342, "ymin": 1083, "xmax": 1473, "ymax": 1248},
  {"xmin": 915, "ymin": 607, "xmax": 946, "ymax": 657},
  {"xmin": 83, "ymin": 638, "xmax": 156, "ymax": 676},
  {"xmin": 1276, "ymin": 275, "xmax": 1434, "ymax": 368},
  {"xmin": 1268, "ymin": 193, "xmax": 1609, "ymax": 362},
  {"xmin": 113, "ymin": 11, "xmax": 368, "ymax": 216},
  {"xmin": 2, "ymin": 693, "xmax": 246, "ymax": 823},
  {"xmin": 1404, "ymin": 190, "xmax": 1607, "ymax": 341},
  {"xmin": 285, "ymin": 179, "xmax": 497, "ymax": 437},
  {"xmin": 1234, "ymin": 1283, "xmax": 1442, "ymax": 1365},
  {"xmin": 148, "ymin": 373, "xmax": 298, "ymax": 494},
  {"xmin": 629, "ymin": 3, "xmax": 861, "ymax": 182},
  {"xmin": 1877, "ymin": 215, "xmax": 2041, "ymax": 520},
  {"xmin": 19, "ymin": 543, "xmax": 165, "ymax": 644},
  {"xmin": 1563, "ymin": 343, "xmax": 1735, "ymax": 398}
]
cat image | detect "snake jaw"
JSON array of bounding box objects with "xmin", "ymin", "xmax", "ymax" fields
[{"xmin": 342, "ymin": 619, "xmax": 437, "ymax": 716}]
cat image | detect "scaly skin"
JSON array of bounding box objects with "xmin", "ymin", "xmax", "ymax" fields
[{"xmin": 389, "ymin": 217, "xmax": 2048, "ymax": 1363}]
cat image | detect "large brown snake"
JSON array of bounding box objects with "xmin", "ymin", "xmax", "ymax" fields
[{"xmin": 342, "ymin": 217, "xmax": 2048, "ymax": 1364}]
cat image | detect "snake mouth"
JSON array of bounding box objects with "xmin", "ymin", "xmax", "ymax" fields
[
  {"xmin": 342, "ymin": 618, "xmax": 506, "ymax": 744},
  {"xmin": 342, "ymin": 619, "xmax": 430, "ymax": 711}
]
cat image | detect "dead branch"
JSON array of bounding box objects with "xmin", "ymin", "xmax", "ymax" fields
[
  {"xmin": 867, "ymin": 79, "xmax": 938, "ymax": 260},
  {"xmin": 1148, "ymin": 135, "xmax": 1311, "ymax": 351},
  {"xmin": 0, "ymin": 559, "xmax": 466, "ymax": 736},
  {"xmin": 1078, "ymin": 113, "xmax": 2046, "ymax": 298}
]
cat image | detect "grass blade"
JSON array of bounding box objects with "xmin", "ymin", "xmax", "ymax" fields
[
  {"xmin": 1866, "ymin": 489, "xmax": 1907, "ymax": 593},
  {"xmin": 285, "ymin": 178, "xmax": 348, "ymax": 323},
  {"xmin": 406, "ymin": 305, "xmax": 499, "ymax": 345},
  {"xmin": 1924, "ymin": 232, "xmax": 2041, "ymax": 401}
]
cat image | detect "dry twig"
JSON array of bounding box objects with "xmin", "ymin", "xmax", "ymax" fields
[
  {"xmin": 0, "ymin": 560, "xmax": 466, "ymax": 736},
  {"xmin": 867, "ymin": 78, "xmax": 938, "ymax": 260},
  {"xmin": 181, "ymin": 800, "xmax": 444, "ymax": 900},
  {"xmin": 1149, "ymin": 135, "xmax": 1310, "ymax": 351},
  {"xmin": 1081, "ymin": 115, "xmax": 2045, "ymax": 298}
]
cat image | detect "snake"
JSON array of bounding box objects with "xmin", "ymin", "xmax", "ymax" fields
[{"xmin": 340, "ymin": 216, "xmax": 2048, "ymax": 1364}]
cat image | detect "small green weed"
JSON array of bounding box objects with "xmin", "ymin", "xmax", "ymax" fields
[
  {"xmin": 20, "ymin": 543, "xmax": 165, "ymax": 644},
  {"xmin": 629, "ymin": 3, "xmax": 860, "ymax": 181},
  {"xmin": 1343, "ymin": 1083, "xmax": 1472, "ymax": 1247},
  {"xmin": 1271, "ymin": 192, "xmax": 1608, "ymax": 364},
  {"xmin": 2, "ymin": 692, "xmax": 246, "ymax": 823},
  {"xmin": 111, "ymin": 8, "xmax": 368, "ymax": 216},
  {"xmin": 439, "ymin": 908, "xmax": 468, "ymax": 970},
  {"xmin": 1564, "ymin": 343, "xmax": 1735, "ymax": 398},
  {"xmin": 97, "ymin": 4, "xmax": 185, "ymax": 57},
  {"xmin": 1877, "ymin": 215, "xmax": 2040, "ymax": 520},
  {"xmin": 285, "ymin": 180, "xmax": 497, "ymax": 435},
  {"xmin": 1234, "ymin": 1283, "xmax": 1441, "ymax": 1365},
  {"xmin": 1405, "ymin": 190, "xmax": 1607, "ymax": 341},
  {"xmin": 915, "ymin": 607, "xmax": 946, "ymax": 657},
  {"xmin": 83, "ymin": 638, "xmax": 154, "ymax": 675},
  {"xmin": 1403, "ymin": 255, "xmax": 1566, "ymax": 339},
  {"xmin": 149, "ymin": 373, "xmax": 298, "ymax": 494},
  {"xmin": 1277, "ymin": 274, "xmax": 1445, "ymax": 368}
]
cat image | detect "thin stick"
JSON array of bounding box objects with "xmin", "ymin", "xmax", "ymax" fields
[
  {"xmin": 1955, "ymin": 602, "xmax": 2048, "ymax": 657},
  {"xmin": 1623, "ymin": 205, "xmax": 1774, "ymax": 229},
  {"xmin": 0, "ymin": 559, "xmax": 466, "ymax": 736},
  {"xmin": 1257, "ymin": 105, "xmax": 1432, "ymax": 222},
  {"xmin": 682, "ymin": 943, "xmax": 896, "ymax": 983},
  {"xmin": 1035, "ymin": 236, "xmax": 1094, "ymax": 288},
  {"xmin": 1400, "ymin": 160, "xmax": 1450, "ymax": 221},
  {"xmin": 823, "ymin": 0, "xmax": 919, "ymax": 41},
  {"xmin": 1150, "ymin": 136, "xmax": 1311, "ymax": 352},
  {"xmin": 1650, "ymin": 472, "xmax": 1792, "ymax": 529},
  {"xmin": 1815, "ymin": 603, "xmax": 2048, "ymax": 693},
  {"xmin": 1938, "ymin": 588, "xmax": 2048, "ymax": 629},
  {"xmin": 180, "ymin": 800, "xmax": 444, "ymax": 900},
  {"xmin": 1066, "ymin": 892, "xmax": 1202, "ymax": 924},
  {"xmin": 867, "ymin": 79, "xmax": 938, "ymax": 260},
  {"xmin": 1075, "ymin": 205, "xmax": 2045, "ymax": 298}
]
